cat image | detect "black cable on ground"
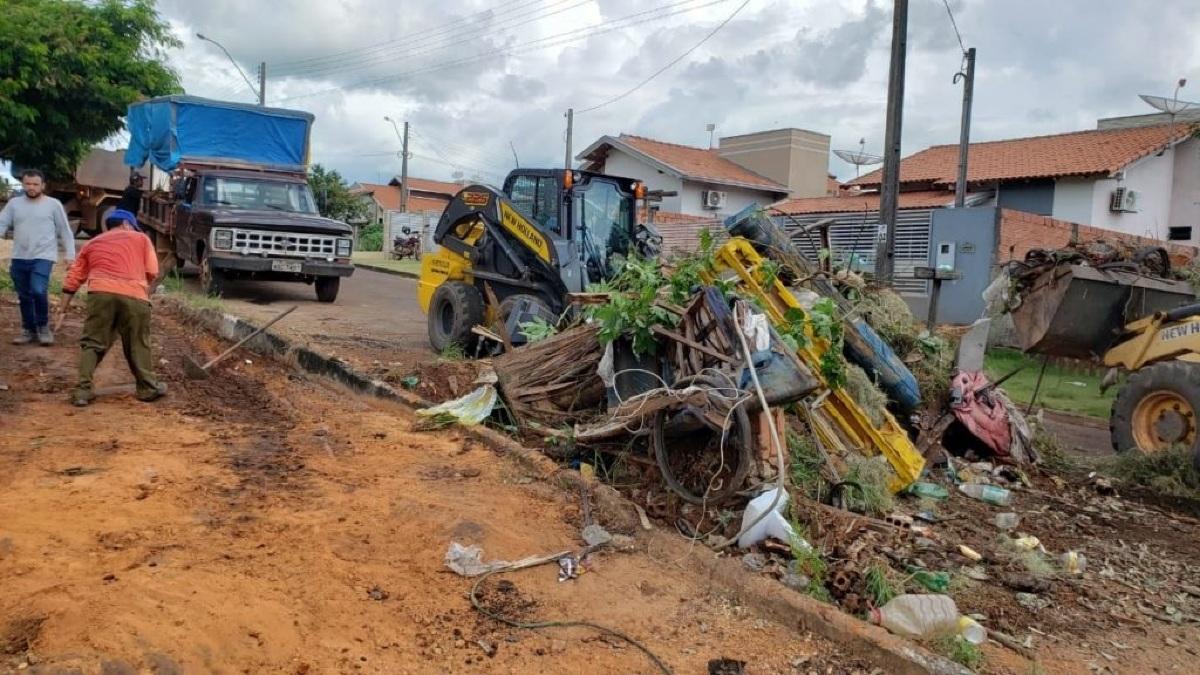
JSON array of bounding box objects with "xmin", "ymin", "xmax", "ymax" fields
[{"xmin": 468, "ymin": 561, "xmax": 672, "ymax": 675}]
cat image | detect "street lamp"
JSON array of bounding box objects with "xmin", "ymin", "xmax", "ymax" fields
[{"xmin": 196, "ymin": 32, "xmax": 263, "ymax": 105}]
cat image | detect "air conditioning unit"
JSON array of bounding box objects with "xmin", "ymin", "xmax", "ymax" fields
[
  {"xmin": 702, "ymin": 190, "xmax": 727, "ymax": 210},
  {"xmin": 1110, "ymin": 187, "xmax": 1140, "ymax": 213}
]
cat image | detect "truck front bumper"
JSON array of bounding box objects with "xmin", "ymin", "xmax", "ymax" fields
[{"xmin": 209, "ymin": 254, "xmax": 355, "ymax": 279}]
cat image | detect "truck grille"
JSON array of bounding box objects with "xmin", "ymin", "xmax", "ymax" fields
[{"xmin": 231, "ymin": 229, "xmax": 338, "ymax": 258}]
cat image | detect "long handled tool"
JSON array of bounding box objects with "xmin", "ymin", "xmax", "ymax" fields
[{"xmin": 184, "ymin": 305, "xmax": 297, "ymax": 380}]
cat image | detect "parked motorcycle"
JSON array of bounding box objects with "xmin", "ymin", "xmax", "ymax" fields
[{"xmin": 391, "ymin": 227, "xmax": 420, "ymax": 260}]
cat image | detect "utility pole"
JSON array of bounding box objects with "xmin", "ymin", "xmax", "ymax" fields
[
  {"xmin": 564, "ymin": 108, "xmax": 574, "ymax": 169},
  {"xmin": 953, "ymin": 47, "xmax": 976, "ymax": 207},
  {"xmin": 400, "ymin": 121, "xmax": 410, "ymax": 212},
  {"xmin": 258, "ymin": 62, "xmax": 267, "ymax": 106},
  {"xmin": 874, "ymin": 0, "xmax": 909, "ymax": 285}
]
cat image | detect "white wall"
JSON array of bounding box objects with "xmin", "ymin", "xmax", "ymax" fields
[
  {"xmin": 1050, "ymin": 177, "xmax": 1093, "ymax": 225},
  {"xmin": 1083, "ymin": 145, "xmax": 1177, "ymax": 239},
  {"xmin": 597, "ymin": 147, "xmax": 782, "ymax": 216},
  {"xmin": 678, "ymin": 181, "xmax": 775, "ymax": 217},
  {"xmin": 599, "ymin": 150, "xmax": 685, "ymax": 212},
  {"xmin": 1170, "ymin": 138, "xmax": 1200, "ymax": 241}
]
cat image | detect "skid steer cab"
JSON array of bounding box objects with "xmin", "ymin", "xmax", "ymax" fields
[{"xmin": 417, "ymin": 168, "xmax": 653, "ymax": 353}]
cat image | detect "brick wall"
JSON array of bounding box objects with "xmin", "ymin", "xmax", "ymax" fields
[{"xmin": 996, "ymin": 208, "xmax": 1198, "ymax": 265}]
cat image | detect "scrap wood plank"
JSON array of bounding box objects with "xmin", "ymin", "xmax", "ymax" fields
[{"xmin": 650, "ymin": 326, "xmax": 737, "ymax": 364}]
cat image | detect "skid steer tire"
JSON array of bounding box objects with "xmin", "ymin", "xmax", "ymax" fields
[
  {"xmin": 428, "ymin": 281, "xmax": 483, "ymax": 353},
  {"xmin": 1110, "ymin": 361, "xmax": 1200, "ymax": 458},
  {"xmin": 496, "ymin": 294, "xmax": 556, "ymax": 342}
]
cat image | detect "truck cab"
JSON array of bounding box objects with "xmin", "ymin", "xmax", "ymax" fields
[{"xmin": 170, "ymin": 168, "xmax": 354, "ymax": 302}]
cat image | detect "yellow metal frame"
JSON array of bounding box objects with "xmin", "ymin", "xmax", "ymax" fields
[
  {"xmin": 1103, "ymin": 313, "xmax": 1200, "ymax": 370},
  {"xmin": 709, "ymin": 238, "xmax": 925, "ymax": 489}
]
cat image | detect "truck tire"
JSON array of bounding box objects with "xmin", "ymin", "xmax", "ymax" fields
[
  {"xmin": 315, "ymin": 276, "xmax": 340, "ymax": 303},
  {"xmin": 200, "ymin": 254, "xmax": 225, "ymax": 297},
  {"xmin": 1110, "ymin": 361, "xmax": 1200, "ymax": 457},
  {"xmin": 428, "ymin": 281, "xmax": 483, "ymax": 353},
  {"xmin": 496, "ymin": 294, "xmax": 556, "ymax": 342}
]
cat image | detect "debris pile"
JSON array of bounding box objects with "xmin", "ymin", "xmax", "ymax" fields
[{"xmin": 417, "ymin": 205, "xmax": 1151, "ymax": 667}]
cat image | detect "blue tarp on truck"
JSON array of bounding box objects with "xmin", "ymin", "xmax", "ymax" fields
[{"xmin": 124, "ymin": 95, "xmax": 313, "ymax": 173}]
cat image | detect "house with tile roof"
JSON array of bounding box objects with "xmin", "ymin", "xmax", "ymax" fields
[
  {"xmin": 836, "ymin": 123, "xmax": 1200, "ymax": 243},
  {"xmin": 576, "ymin": 128, "xmax": 831, "ymax": 218},
  {"xmin": 352, "ymin": 175, "xmax": 461, "ymax": 227}
]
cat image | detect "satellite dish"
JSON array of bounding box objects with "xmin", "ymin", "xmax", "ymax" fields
[
  {"xmin": 1138, "ymin": 94, "xmax": 1200, "ymax": 115},
  {"xmin": 833, "ymin": 138, "xmax": 884, "ymax": 177}
]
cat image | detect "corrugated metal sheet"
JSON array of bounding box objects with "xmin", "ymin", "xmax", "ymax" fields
[{"xmin": 773, "ymin": 210, "xmax": 932, "ymax": 296}]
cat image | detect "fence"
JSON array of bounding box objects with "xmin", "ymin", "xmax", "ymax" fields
[{"xmin": 773, "ymin": 209, "xmax": 934, "ymax": 296}]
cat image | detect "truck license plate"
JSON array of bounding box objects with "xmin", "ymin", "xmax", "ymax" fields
[{"xmin": 271, "ymin": 260, "xmax": 302, "ymax": 273}]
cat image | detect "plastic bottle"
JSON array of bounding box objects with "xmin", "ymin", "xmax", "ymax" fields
[
  {"xmin": 958, "ymin": 617, "xmax": 987, "ymax": 645},
  {"xmin": 958, "ymin": 483, "xmax": 1012, "ymax": 506},
  {"xmin": 993, "ymin": 512, "xmax": 1020, "ymax": 530},
  {"xmin": 870, "ymin": 594, "xmax": 960, "ymax": 639}
]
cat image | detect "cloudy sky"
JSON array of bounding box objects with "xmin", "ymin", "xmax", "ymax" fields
[{"xmin": 142, "ymin": 0, "xmax": 1200, "ymax": 184}]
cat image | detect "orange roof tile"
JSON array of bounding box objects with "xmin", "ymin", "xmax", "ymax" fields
[
  {"xmin": 852, "ymin": 124, "xmax": 1193, "ymax": 188},
  {"xmin": 770, "ymin": 190, "xmax": 956, "ymax": 215},
  {"xmin": 826, "ymin": 175, "xmax": 841, "ymax": 196},
  {"xmin": 355, "ymin": 183, "xmax": 450, "ymax": 214},
  {"xmin": 594, "ymin": 134, "xmax": 787, "ymax": 192},
  {"xmin": 393, "ymin": 176, "xmax": 462, "ymax": 197}
]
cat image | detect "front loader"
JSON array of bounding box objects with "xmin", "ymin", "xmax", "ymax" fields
[
  {"xmin": 417, "ymin": 169, "xmax": 652, "ymax": 352},
  {"xmin": 1008, "ymin": 260, "xmax": 1200, "ymax": 469}
]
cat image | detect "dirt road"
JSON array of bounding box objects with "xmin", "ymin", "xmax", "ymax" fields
[{"xmin": 0, "ymin": 298, "xmax": 865, "ymax": 674}]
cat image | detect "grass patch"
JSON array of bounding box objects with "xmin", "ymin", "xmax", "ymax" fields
[
  {"xmin": 1103, "ymin": 446, "xmax": 1200, "ymax": 499},
  {"xmin": 865, "ymin": 563, "xmax": 899, "ymax": 607},
  {"xmin": 844, "ymin": 363, "xmax": 888, "ymax": 428},
  {"xmin": 841, "ymin": 456, "xmax": 894, "ymax": 517},
  {"xmin": 1031, "ymin": 415, "xmax": 1074, "ymax": 471},
  {"xmin": 788, "ymin": 525, "xmax": 832, "ymax": 603},
  {"xmin": 351, "ymin": 251, "xmax": 421, "ymax": 276},
  {"xmin": 0, "ymin": 273, "xmax": 12, "ymax": 293},
  {"xmin": 931, "ymin": 635, "xmax": 984, "ymax": 671},
  {"xmin": 439, "ymin": 342, "xmax": 466, "ymax": 361},
  {"xmin": 787, "ymin": 430, "xmax": 827, "ymax": 501},
  {"xmin": 984, "ymin": 348, "xmax": 1114, "ymax": 419}
]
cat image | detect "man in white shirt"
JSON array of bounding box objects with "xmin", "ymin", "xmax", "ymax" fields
[{"xmin": 0, "ymin": 169, "xmax": 77, "ymax": 345}]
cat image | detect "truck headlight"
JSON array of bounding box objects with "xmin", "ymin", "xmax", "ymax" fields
[
  {"xmin": 213, "ymin": 228, "xmax": 234, "ymax": 251},
  {"xmin": 336, "ymin": 238, "xmax": 352, "ymax": 257}
]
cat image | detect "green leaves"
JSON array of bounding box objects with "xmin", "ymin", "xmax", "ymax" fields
[
  {"xmin": 309, "ymin": 164, "xmax": 368, "ymax": 224},
  {"xmin": 590, "ymin": 255, "xmax": 673, "ymax": 355},
  {"xmin": 0, "ymin": 0, "xmax": 181, "ymax": 179}
]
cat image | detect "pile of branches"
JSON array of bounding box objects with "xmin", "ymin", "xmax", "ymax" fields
[{"xmin": 492, "ymin": 324, "xmax": 606, "ymax": 428}]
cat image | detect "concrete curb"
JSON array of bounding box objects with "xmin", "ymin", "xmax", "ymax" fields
[
  {"xmin": 162, "ymin": 297, "xmax": 972, "ymax": 675},
  {"xmin": 352, "ymin": 261, "xmax": 420, "ymax": 279}
]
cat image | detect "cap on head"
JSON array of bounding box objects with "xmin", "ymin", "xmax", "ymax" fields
[{"xmin": 105, "ymin": 209, "xmax": 140, "ymax": 231}]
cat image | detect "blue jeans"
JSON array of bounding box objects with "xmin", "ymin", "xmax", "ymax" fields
[{"xmin": 10, "ymin": 259, "xmax": 54, "ymax": 330}]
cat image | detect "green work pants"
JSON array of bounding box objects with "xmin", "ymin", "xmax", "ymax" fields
[{"xmin": 76, "ymin": 292, "xmax": 160, "ymax": 400}]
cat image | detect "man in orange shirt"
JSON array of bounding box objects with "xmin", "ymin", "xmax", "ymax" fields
[{"xmin": 56, "ymin": 209, "xmax": 167, "ymax": 407}]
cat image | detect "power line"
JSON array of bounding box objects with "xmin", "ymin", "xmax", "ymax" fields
[
  {"xmin": 279, "ymin": 0, "xmax": 728, "ymax": 103},
  {"xmin": 272, "ymin": 0, "xmax": 588, "ymax": 79},
  {"xmin": 940, "ymin": 0, "xmax": 966, "ymax": 55},
  {"xmin": 409, "ymin": 127, "xmax": 516, "ymax": 168},
  {"xmin": 409, "ymin": 130, "xmax": 510, "ymax": 175},
  {"xmin": 271, "ymin": 0, "xmax": 544, "ymax": 70},
  {"xmin": 576, "ymin": 0, "xmax": 752, "ymax": 114}
]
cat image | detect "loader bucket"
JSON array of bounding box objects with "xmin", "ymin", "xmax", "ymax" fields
[{"xmin": 1010, "ymin": 264, "xmax": 1195, "ymax": 359}]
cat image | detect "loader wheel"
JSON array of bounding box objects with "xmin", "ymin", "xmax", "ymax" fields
[
  {"xmin": 1111, "ymin": 361, "xmax": 1200, "ymax": 456},
  {"xmin": 428, "ymin": 281, "xmax": 483, "ymax": 353},
  {"xmin": 496, "ymin": 294, "xmax": 556, "ymax": 343}
]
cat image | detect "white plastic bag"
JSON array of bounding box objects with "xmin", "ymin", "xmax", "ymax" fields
[{"xmin": 741, "ymin": 311, "xmax": 771, "ymax": 352}]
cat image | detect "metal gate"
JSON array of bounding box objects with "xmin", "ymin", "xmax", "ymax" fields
[{"xmin": 773, "ymin": 209, "xmax": 933, "ymax": 296}]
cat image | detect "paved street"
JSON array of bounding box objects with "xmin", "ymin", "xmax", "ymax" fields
[{"xmin": 181, "ymin": 266, "xmax": 433, "ymax": 373}]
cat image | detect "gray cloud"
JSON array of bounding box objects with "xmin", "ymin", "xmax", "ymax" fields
[{"xmin": 144, "ymin": 0, "xmax": 1200, "ymax": 185}]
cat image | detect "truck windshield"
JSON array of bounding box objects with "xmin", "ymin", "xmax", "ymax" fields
[{"xmin": 202, "ymin": 176, "xmax": 318, "ymax": 214}]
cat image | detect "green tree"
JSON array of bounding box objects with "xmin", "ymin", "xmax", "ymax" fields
[
  {"xmin": 309, "ymin": 164, "xmax": 368, "ymax": 224},
  {"xmin": 0, "ymin": 0, "xmax": 181, "ymax": 179}
]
